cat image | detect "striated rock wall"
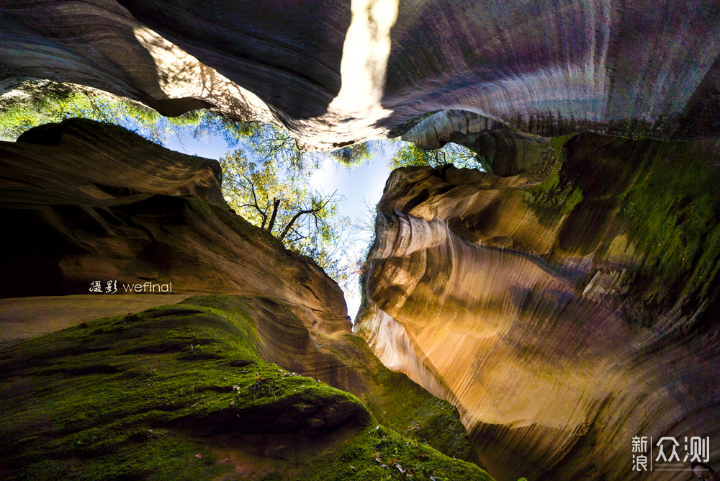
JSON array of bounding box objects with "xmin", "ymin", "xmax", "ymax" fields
[
  {"xmin": 0, "ymin": 119, "xmax": 486, "ymax": 477},
  {"xmin": 356, "ymin": 133, "xmax": 720, "ymax": 481},
  {"xmin": 2, "ymin": 1, "xmax": 720, "ymax": 477},
  {"xmin": 0, "ymin": 1, "xmax": 274, "ymax": 122},
  {"xmin": 2, "ymin": 0, "xmax": 720, "ymax": 146},
  {"xmin": 0, "ymin": 118, "xmax": 346, "ymax": 335}
]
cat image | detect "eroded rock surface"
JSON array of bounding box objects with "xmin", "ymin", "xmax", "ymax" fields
[
  {"xmin": 0, "ymin": 0, "xmax": 274, "ymax": 122},
  {"xmin": 356, "ymin": 134, "xmax": 720, "ymax": 481},
  {"xmin": 2, "ymin": 0, "xmax": 719, "ymax": 146},
  {"xmin": 401, "ymin": 111, "xmax": 549, "ymax": 176},
  {"xmin": 0, "ymin": 119, "xmax": 486, "ymax": 479},
  {"xmin": 0, "ymin": 118, "xmax": 347, "ymax": 334},
  {"xmin": 2, "ymin": 2, "xmax": 720, "ymax": 478},
  {"xmin": 0, "ymin": 296, "xmax": 492, "ymax": 480}
]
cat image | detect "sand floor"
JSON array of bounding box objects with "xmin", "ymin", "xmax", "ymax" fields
[{"xmin": 0, "ymin": 294, "xmax": 195, "ymax": 345}]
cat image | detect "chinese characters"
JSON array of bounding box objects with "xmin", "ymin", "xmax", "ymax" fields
[
  {"xmin": 632, "ymin": 435, "xmax": 710, "ymax": 472},
  {"xmin": 89, "ymin": 280, "xmax": 117, "ymax": 294}
]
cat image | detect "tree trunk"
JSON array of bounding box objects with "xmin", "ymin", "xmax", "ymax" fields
[
  {"xmin": 278, "ymin": 208, "xmax": 314, "ymax": 241},
  {"xmin": 266, "ymin": 198, "xmax": 281, "ymax": 234}
]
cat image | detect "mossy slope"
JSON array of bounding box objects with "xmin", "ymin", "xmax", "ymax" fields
[
  {"xmin": 555, "ymin": 133, "xmax": 720, "ymax": 318},
  {"xmin": 0, "ymin": 296, "xmax": 493, "ymax": 481},
  {"xmin": 340, "ymin": 335, "xmax": 479, "ymax": 465},
  {"xmin": 512, "ymin": 131, "xmax": 719, "ymax": 322}
]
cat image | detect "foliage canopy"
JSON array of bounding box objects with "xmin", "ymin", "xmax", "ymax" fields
[
  {"xmin": 0, "ymin": 80, "xmax": 201, "ymax": 143},
  {"xmin": 220, "ymin": 150, "xmax": 351, "ymax": 287},
  {"xmin": 389, "ymin": 141, "xmax": 479, "ymax": 170}
]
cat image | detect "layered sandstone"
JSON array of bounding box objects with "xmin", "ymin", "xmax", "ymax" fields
[
  {"xmin": 0, "ymin": 1, "xmax": 274, "ymax": 123},
  {"xmin": 1, "ymin": 2, "xmax": 720, "ymax": 479},
  {"xmin": 356, "ymin": 133, "xmax": 720, "ymax": 481},
  {"xmin": 0, "ymin": 118, "xmax": 346, "ymax": 334},
  {"xmin": 0, "ymin": 119, "xmax": 483, "ymax": 479},
  {"xmin": 2, "ymin": 0, "xmax": 719, "ymax": 147}
]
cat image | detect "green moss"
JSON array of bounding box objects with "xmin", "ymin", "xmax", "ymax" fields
[
  {"xmin": 0, "ymin": 298, "xmax": 356, "ymax": 479},
  {"xmin": 17, "ymin": 433, "xmax": 225, "ymax": 481},
  {"xmin": 0, "ymin": 296, "xmax": 494, "ymax": 480},
  {"xmin": 551, "ymin": 133, "xmax": 720, "ymax": 314},
  {"xmin": 615, "ymin": 140, "xmax": 720, "ymax": 309},
  {"xmin": 408, "ymin": 411, "xmax": 477, "ymax": 463},
  {"xmin": 258, "ymin": 473, "xmax": 285, "ymax": 481},
  {"xmin": 298, "ymin": 425, "xmax": 492, "ymax": 481},
  {"xmin": 523, "ymin": 134, "xmax": 584, "ymax": 226},
  {"xmin": 340, "ymin": 334, "xmax": 480, "ymax": 465}
]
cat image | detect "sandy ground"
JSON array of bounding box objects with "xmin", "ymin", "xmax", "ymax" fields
[{"xmin": 0, "ymin": 294, "xmax": 194, "ymax": 345}]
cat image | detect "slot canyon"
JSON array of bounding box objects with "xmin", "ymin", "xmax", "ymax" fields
[{"xmin": 1, "ymin": 1, "xmax": 719, "ymax": 480}]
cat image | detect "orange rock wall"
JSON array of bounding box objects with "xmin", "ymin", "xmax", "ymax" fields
[{"xmin": 356, "ymin": 135, "xmax": 720, "ymax": 481}]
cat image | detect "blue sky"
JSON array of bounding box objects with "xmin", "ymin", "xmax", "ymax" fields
[
  {"xmin": 164, "ymin": 131, "xmax": 392, "ymax": 319},
  {"xmin": 0, "ymin": 85, "xmax": 399, "ymax": 319}
]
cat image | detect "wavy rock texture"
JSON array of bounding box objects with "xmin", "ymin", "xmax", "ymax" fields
[
  {"xmin": 356, "ymin": 134, "xmax": 720, "ymax": 481},
  {"xmin": 0, "ymin": 118, "xmax": 346, "ymax": 335},
  {"xmin": 3, "ymin": 2, "xmax": 720, "ymax": 479},
  {"xmin": 0, "ymin": 119, "xmax": 486, "ymax": 478},
  {"xmin": 0, "ymin": 0, "xmax": 274, "ymax": 122},
  {"xmin": 2, "ymin": 0, "xmax": 720, "ymax": 146},
  {"xmin": 0, "ymin": 296, "xmax": 491, "ymax": 480}
]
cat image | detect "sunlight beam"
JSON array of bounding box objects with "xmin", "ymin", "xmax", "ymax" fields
[{"xmin": 327, "ymin": 0, "xmax": 400, "ymax": 115}]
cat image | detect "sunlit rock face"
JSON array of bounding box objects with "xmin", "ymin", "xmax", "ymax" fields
[
  {"xmin": 2, "ymin": 0, "xmax": 719, "ymax": 145},
  {"xmin": 356, "ymin": 134, "xmax": 720, "ymax": 481},
  {"xmin": 0, "ymin": 119, "xmax": 483, "ymax": 474},
  {"xmin": 0, "ymin": 118, "xmax": 347, "ymax": 334},
  {"xmin": 0, "ymin": 0, "xmax": 274, "ymax": 122}
]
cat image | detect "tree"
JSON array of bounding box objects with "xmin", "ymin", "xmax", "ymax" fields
[
  {"xmin": 0, "ymin": 79, "xmax": 202, "ymax": 143},
  {"xmin": 220, "ymin": 151, "xmax": 351, "ymax": 286},
  {"xmin": 190, "ymin": 116, "xmax": 325, "ymax": 171},
  {"xmin": 389, "ymin": 140, "xmax": 478, "ymax": 170},
  {"xmin": 329, "ymin": 142, "xmax": 373, "ymax": 167}
]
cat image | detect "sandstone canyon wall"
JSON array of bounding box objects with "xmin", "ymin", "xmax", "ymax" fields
[
  {"xmin": 356, "ymin": 134, "xmax": 720, "ymax": 481},
  {"xmin": 2, "ymin": 0, "xmax": 719, "ymax": 147},
  {"xmin": 0, "ymin": 118, "xmax": 346, "ymax": 333},
  {"xmin": 1, "ymin": 2, "xmax": 720, "ymax": 480},
  {"xmin": 0, "ymin": 119, "xmax": 489, "ymax": 480}
]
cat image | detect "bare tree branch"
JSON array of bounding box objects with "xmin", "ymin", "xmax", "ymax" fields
[
  {"xmin": 277, "ymin": 191, "xmax": 337, "ymax": 241},
  {"xmin": 266, "ymin": 198, "xmax": 281, "ymax": 234},
  {"xmin": 278, "ymin": 208, "xmax": 315, "ymax": 241},
  {"xmin": 261, "ymin": 199, "xmax": 270, "ymax": 229},
  {"xmin": 239, "ymin": 171, "xmax": 266, "ymax": 224}
]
